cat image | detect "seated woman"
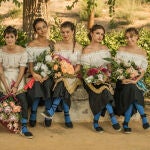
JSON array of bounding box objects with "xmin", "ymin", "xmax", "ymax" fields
[
  {"xmin": 26, "ymin": 18, "xmax": 54, "ymax": 127},
  {"xmin": 41, "ymin": 21, "xmax": 82, "ymax": 128},
  {"xmin": 114, "ymin": 27, "xmax": 150, "ymax": 133},
  {"xmin": 80, "ymin": 24, "xmax": 121, "ymax": 133},
  {"xmin": 0, "ymin": 26, "xmax": 33, "ymax": 138}
]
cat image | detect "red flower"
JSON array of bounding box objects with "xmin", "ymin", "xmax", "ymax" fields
[{"xmin": 87, "ymin": 68, "xmax": 99, "ymax": 76}]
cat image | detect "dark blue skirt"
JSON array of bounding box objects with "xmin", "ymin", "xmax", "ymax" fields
[{"xmin": 114, "ymin": 80, "xmax": 144, "ymax": 116}]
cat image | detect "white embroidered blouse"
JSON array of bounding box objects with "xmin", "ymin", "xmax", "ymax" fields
[
  {"xmin": 0, "ymin": 49, "xmax": 27, "ymax": 93},
  {"xmin": 54, "ymin": 49, "xmax": 82, "ymax": 65},
  {"xmin": 81, "ymin": 50, "xmax": 111, "ymax": 67},
  {"xmin": 26, "ymin": 46, "xmax": 50, "ymax": 63},
  {"xmin": 116, "ymin": 51, "xmax": 148, "ymax": 71}
]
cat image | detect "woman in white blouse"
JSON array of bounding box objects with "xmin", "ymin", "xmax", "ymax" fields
[
  {"xmin": 114, "ymin": 27, "xmax": 150, "ymax": 133},
  {"xmin": 41, "ymin": 21, "xmax": 82, "ymax": 128},
  {"xmin": 0, "ymin": 26, "xmax": 33, "ymax": 138},
  {"xmin": 26, "ymin": 18, "xmax": 54, "ymax": 128},
  {"xmin": 81, "ymin": 24, "xmax": 121, "ymax": 133}
]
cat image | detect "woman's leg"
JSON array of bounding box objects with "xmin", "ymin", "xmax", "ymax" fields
[
  {"xmin": 93, "ymin": 112, "xmax": 104, "ymax": 132},
  {"xmin": 63, "ymin": 100, "xmax": 73, "ymax": 128},
  {"xmin": 134, "ymin": 102, "xmax": 150, "ymax": 129},
  {"xmin": 41, "ymin": 98, "xmax": 61, "ymax": 118},
  {"xmin": 106, "ymin": 103, "xmax": 121, "ymax": 131},
  {"xmin": 123, "ymin": 104, "xmax": 133, "ymax": 133},
  {"xmin": 29, "ymin": 98, "xmax": 40, "ymax": 127},
  {"xmin": 16, "ymin": 93, "xmax": 33, "ymax": 138},
  {"xmin": 44, "ymin": 98, "xmax": 52, "ymax": 127}
]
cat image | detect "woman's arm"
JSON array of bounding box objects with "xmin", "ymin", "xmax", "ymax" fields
[
  {"xmin": 0, "ymin": 63, "xmax": 10, "ymax": 93},
  {"xmin": 29, "ymin": 62, "xmax": 43, "ymax": 83},
  {"xmin": 12, "ymin": 66, "xmax": 25, "ymax": 94}
]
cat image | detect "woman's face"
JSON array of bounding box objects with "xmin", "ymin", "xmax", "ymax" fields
[
  {"xmin": 35, "ymin": 21, "xmax": 48, "ymax": 37},
  {"xmin": 61, "ymin": 27, "xmax": 74, "ymax": 41},
  {"xmin": 91, "ymin": 29, "xmax": 105, "ymax": 43},
  {"xmin": 5, "ymin": 33, "xmax": 17, "ymax": 46},
  {"xmin": 125, "ymin": 32, "xmax": 138, "ymax": 46}
]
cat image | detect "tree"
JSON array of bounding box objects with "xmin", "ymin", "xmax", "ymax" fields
[
  {"xmin": 0, "ymin": 0, "xmax": 49, "ymax": 39},
  {"xmin": 23, "ymin": 0, "xmax": 49, "ymax": 39},
  {"xmin": 67, "ymin": 0, "xmax": 116, "ymax": 29}
]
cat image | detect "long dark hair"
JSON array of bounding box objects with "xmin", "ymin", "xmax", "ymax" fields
[
  {"xmin": 88, "ymin": 24, "xmax": 105, "ymax": 41},
  {"xmin": 61, "ymin": 21, "xmax": 76, "ymax": 53},
  {"xmin": 33, "ymin": 18, "xmax": 48, "ymax": 32}
]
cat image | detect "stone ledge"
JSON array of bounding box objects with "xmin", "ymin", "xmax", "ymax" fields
[{"xmin": 35, "ymin": 99, "xmax": 143, "ymax": 123}]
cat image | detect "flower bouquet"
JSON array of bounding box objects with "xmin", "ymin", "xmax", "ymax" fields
[
  {"xmin": 81, "ymin": 65, "xmax": 111, "ymax": 84},
  {"xmin": 24, "ymin": 49, "xmax": 53, "ymax": 90},
  {"xmin": 50, "ymin": 54, "xmax": 75, "ymax": 79},
  {"xmin": 104, "ymin": 57, "xmax": 148, "ymax": 92},
  {"xmin": 104, "ymin": 57, "xmax": 142, "ymax": 82},
  {"xmin": 0, "ymin": 94, "xmax": 21, "ymax": 133}
]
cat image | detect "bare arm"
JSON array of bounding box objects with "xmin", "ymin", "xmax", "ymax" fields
[
  {"xmin": 29, "ymin": 62, "xmax": 43, "ymax": 83},
  {"xmin": 0, "ymin": 63, "xmax": 10, "ymax": 93}
]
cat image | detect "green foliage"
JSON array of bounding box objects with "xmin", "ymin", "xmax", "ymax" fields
[
  {"xmin": 0, "ymin": 0, "xmax": 21, "ymax": 7},
  {"xmin": 49, "ymin": 17, "xmax": 62, "ymax": 43},
  {"xmin": 0, "ymin": 25, "xmax": 28, "ymax": 47},
  {"xmin": 107, "ymin": 0, "xmax": 116, "ymax": 17}
]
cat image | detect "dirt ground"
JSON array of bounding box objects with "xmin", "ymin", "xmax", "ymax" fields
[{"xmin": 0, "ymin": 106, "xmax": 150, "ymax": 150}]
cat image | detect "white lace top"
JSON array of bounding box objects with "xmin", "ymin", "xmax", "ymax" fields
[
  {"xmin": 0, "ymin": 49, "xmax": 27, "ymax": 93},
  {"xmin": 26, "ymin": 46, "xmax": 50, "ymax": 62},
  {"xmin": 116, "ymin": 51, "xmax": 148, "ymax": 71},
  {"xmin": 81, "ymin": 50, "xmax": 111, "ymax": 67},
  {"xmin": 54, "ymin": 50, "xmax": 82, "ymax": 65}
]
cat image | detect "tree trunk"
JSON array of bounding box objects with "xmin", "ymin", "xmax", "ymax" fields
[
  {"xmin": 88, "ymin": 9, "xmax": 95, "ymax": 29},
  {"xmin": 23, "ymin": 0, "xmax": 49, "ymax": 40}
]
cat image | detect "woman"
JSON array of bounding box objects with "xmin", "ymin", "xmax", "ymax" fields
[
  {"xmin": 0, "ymin": 26, "xmax": 33, "ymax": 138},
  {"xmin": 114, "ymin": 27, "xmax": 150, "ymax": 133},
  {"xmin": 41, "ymin": 21, "xmax": 82, "ymax": 128},
  {"xmin": 26, "ymin": 18, "xmax": 54, "ymax": 127},
  {"xmin": 81, "ymin": 24, "xmax": 121, "ymax": 133}
]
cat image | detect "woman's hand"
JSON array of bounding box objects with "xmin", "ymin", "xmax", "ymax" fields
[
  {"xmin": 11, "ymin": 87, "xmax": 18, "ymax": 95},
  {"xmin": 122, "ymin": 79, "xmax": 137, "ymax": 84},
  {"xmin": 5, "ymin": 86, "xmax": 11, "ymax": 94},
  {"xmin": 32, "ymin": 72, "xmax": 43, "ymax": 83},
  {"xmin": 42, "ymin": 76, "xmax": 49, "ymax": 83}
]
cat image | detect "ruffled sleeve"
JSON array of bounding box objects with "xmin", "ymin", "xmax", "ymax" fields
[
  {"xmin": 76, "ymin": 50, "xmax": 82, "ymax": 64},
  {"xmin": 19, "ymin": 51, "xmax": 28, "ymax": 67},
  {"xmin": 26, "ymin": 47, "xmax": 34, "ymax": 62},
  {"xmin": 141, "ymin": 57, "xmax": 148, "ymax": 71}
]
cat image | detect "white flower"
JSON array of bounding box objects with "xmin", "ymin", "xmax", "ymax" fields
[
  {"xmin": 34, "ymin": 62, "xmax": 42, "ymax": 71},
  {"xmin": 85, "ymin": 76, "xmax": 94, "ymax": 83},
  {"xmin": 45, "ymin": 55, "xmax": 52, "ymax": 63},
  {"xmin": 97, "ymin": 74, "xmax": 104, "ymax": 81},
  {"xmin": 41, "ymin": 71, "xmax": 47, "ymax": 77},
  {"xmin": 118, "ymin": 75, "xmax": 124, "ymax": 80},
  {"xmin": 41, "ymin": 64, "xmax": 48, "ymax": 72}
]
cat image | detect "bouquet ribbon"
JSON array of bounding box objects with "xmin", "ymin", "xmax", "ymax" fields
[
  {"xmin": 24, "ymin": 78, "xmax": 35, "ymax": 90},
  {"xmin": 0, "ymin": 93, "xmax": 18, "ymax": 102}
]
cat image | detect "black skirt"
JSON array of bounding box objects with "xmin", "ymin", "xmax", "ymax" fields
[
  {"xmin": 114, "ymin": 80, "xmax": 144, "ymax": 116},
  {"xmin": 27, "ymin": 77, "xmax": 54, "ymax": 103},
  {"xmin": 53, "ymin": 81, "xmax": 71, "ymax": 108},
  {"xmin": 83, "ymin": 82, "xmax": 114, "ymax": 116}
]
